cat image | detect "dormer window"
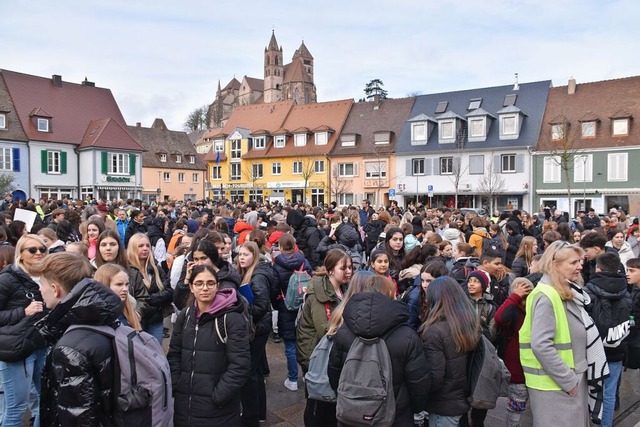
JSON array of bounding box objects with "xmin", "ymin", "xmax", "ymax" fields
[
  {"xmin": 214, "ymin": 139, "xmax": 224, "ymax": 152},
  {"xmin": 274, "ymin": 135, "xmax": 285, "ymax": 148},
  {"xmin": 551, "ymin": 123, "xmax": 565, "ymax": 140},
  {"xmin": 581, "ymin": 121, "xmax": 596, "ymax": 138},
  {"xmin": 37, "ymin": 118, "xmax": 49, "ymax": 132},
  {"xmin": 253, "ymin": 136, "xmax": 266, "ymax": 150},
  {"xmin": 496, "ymin": 105, "xmax": 526, "ymax": 140},
  {"xmin": 175, "ymin": 154, "xmax": 182, "ymax": 163},
  {"xmin": 160, "ymin": 154, "xmax": 167, "ymax": 162},
  {"xmin": 315, "ymin": 132, "xmax": 328, "ymax": 145},
  {"xmin": 374, "ymin": 131, "xmax": 391, "ymax": 145},
  {"xmin": 436, "ymin": 111, "xmax": 464, "ymax": 144},
  {"xmin": 294, "ymin": 133, "xmax": 307, "ymax": 147},
  {"xmin": 501, "ymin": 115, "xmax": 517, "ymax": 136},
  {"xmin": 612, "ymin": 118, "xmax": 629, "ymax": 136},
  {"xmin": 340, "ymin": 134, "xmax": 356, "ymax": 147},
  {"xmin": 189, "ymin": 155, "xmax": 195, "ymax": 164},
  {"xmin": 0, "ymin": 113, "xmax": 6, "ymax": 130},
  {"xmin": 413, "ymin": 123, "xmax": 427, "ymax": 141},
  {"xmin": 466, "ymin": 108, "xmax": 495, "ymax": 142},
  {"xmin": 408, "ymin": 114, "xmax": 435, "ymax": 145},
  {"xmin": 440, "ymin": 120, "xmax": 455, "ymax": 140}
]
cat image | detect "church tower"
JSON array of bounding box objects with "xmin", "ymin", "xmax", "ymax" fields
[{"xmin": 264, "ymin": 31, "xmax": 284, "ymax": 103}]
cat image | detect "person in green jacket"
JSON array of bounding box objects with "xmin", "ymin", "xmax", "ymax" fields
[{"xmin": 296, "ymin": 248, "xmax": 353, "ymax": 427}]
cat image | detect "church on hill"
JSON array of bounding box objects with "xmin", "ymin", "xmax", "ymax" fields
[{"xmin": 208, "ymin": 31, "xmax": 317, "ymax": 128}]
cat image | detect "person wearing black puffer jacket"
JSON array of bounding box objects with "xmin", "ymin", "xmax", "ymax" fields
[
  {"xmin": 236, "ymin": 241, "xmax": 276, "ymax": 427},
  {"xmin": 286, "ymin": 208, "xmax": 324, "ymax": 269},
  {"xmin": 504, "ymin": 221, "xmax": 523, "ymax": 269},
  {"xmin": 328, "ymin": 275, "xmax": 429, "ymax": 426},
  {"xmin": 168, "ymin": 264, "xmax": 250, "ymax": 426},
  {"xmin": 272, "ymin": 233, "xmax": 312, "ymax": 392},
  {"xmin": 317, "ymin": 216, "xmax": 363, "ymax": 271}
]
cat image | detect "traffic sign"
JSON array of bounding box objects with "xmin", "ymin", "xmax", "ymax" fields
[
  {"xmin": 428, "ymin": 185, "xmax": 433, "ymax": 191},
  {"xmin": 389, "ymin": 189, "xmax": 396, "ymax": 198}
]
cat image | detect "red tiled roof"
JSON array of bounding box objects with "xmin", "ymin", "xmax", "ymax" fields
[
  {"xmin": 80, "ymin": 118, "xmax": 146, "ymax": 151},
  {"xmin": 223, "ymin": 78, "xmax": 241, "ymax": 91},
  {"xmin": 2, "ymin": 69, "xmax": 139, "ymax": 150},
  {"xmin": 243, "ymin": 76, "xmax": 264, "ymax": 91},
  {"xmin": 203, "ymin": 147, "xmax": 227, "ymax": 162},
  {"xmin": 283, "ymin": 59, "xmax": 311, "ymax": 84},
  {"xmin": 221, "ymin": 100, "xmax": 294, "ymax": 136}
]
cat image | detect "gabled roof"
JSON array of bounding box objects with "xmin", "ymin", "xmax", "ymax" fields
[
  {"xmin": 408, "ymin": 113, "xmax": 436, "ymax": 123},
  {"xmin": 496, "ymin": 105, "xmax": 527, "ymax": 116},
  {"xmin": 128, "ymin": 121, "xmax": 206, "ymax": 170},
  {"xmin": 1, "ymin": 69, "xmax": 138, "ymax": 149},
  {"xmin": 293, "ymin": 41, "xmax": 313, "ymax": 60},
  {"xmin": 283, "ymin": 59, "xmax": 312, "ymax": 84},
  {"xmin": 223, "ymin": 78, "xmax": 241, "ymax": 92},
  {"xmin": 436, "ymin": 110, "xmax": 466, "ymax": 120},
  {"xmin": 332, "ymin": 97, "xmax": 415, "ymax": 156},
  {"xmin": 29, "ymin": 107, "xmax": 52, "ymax": 118},
  {"xmin": 80, "ymin": 118, "xmax": 146, "ymax": 151},
  {"xmin": 538, "ymin": 76, "xmax": 640, "ymax": 150},
  {"xmin": 242, "ymin": 76, "xmax": 264, "ymax": 92},
  {"xmin": 0, "ymin": 72, "xmax": 28, "ymax": 142},
  {"xmin": 221, "ymin": 100, "xmax": 294, "ymax": 136},
  {"xmin": 397, "ymin": 80, "xmax": 551, "ymax": 154},
  {"xmin": 466, "ymin": 108, "xmax": 496, "ymax": 119}
]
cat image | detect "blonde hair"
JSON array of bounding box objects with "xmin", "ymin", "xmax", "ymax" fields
[
  {"xmin": 94, "ymin": 264, "xmax": 142, "ymax": 330},
  {"xmin": 30, "ymin": 252, "xmax": 92, "ymax": 293},
  {"xmin": 237, "ymin": 241, "xmax": 260, "ymax": 284},
  {"xmin": 126, "ymin": 233, "xmax": 163, "ymax": 291},
  {"xmin": 514, "ymin": 236, "xmax": 537, "ymax": 269},
  {"xmin": 15, "ymin": 235, "xmax": 48, "ymax": 273},
  {"xmin": 538, "ymin": 240, "xmax": 584, "ymax": 300}
]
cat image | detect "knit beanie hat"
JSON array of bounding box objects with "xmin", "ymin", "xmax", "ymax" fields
[{"xmin": 467, "ymin": 271, "xmax": 489, "ymax": 290}]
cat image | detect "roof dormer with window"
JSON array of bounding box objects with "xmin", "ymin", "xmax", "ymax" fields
[
  {"xmin": 436, "ymin": 111, "xmax": 465, "ymax": 144},
  {"xmin": 373, "ymin": 131, "xmax": 392, "ymax": 145},
  {"xmin": 610, "ymin": 110, "xmax": 632, "ymax": 137},
  {"xmin": 312, "ymin": 125, "xmax": 334, "ymax": 146},
  {"xmin": 465, "ymin": 108, "xmax": 496, "ymax": 142},
  {"xmin": 29, "ymin": 108, "xmax": 53, "ymax": 133},
  {"xmin": 340, "ymin": 133, "xmax": 358, "ymax": 147},
  {"xmin": 292, "ymin": 127, "xmax": 311, "ymax": 147},
  {"xmin": 407, "ymin": 113, "xmax": 436, "ymax": 145},
  {"xmin": 496, "ymin": 105, "xmax": 526, "ymax": 140},
  {"xmin": 249, "ymin": 130, "xmax": 269, "ymax": 150},
  {"xmin": 0, "ymin": 110, "xmax": 8, "ymax": 130}
]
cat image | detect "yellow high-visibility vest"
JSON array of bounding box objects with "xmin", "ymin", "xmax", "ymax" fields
[{"xmin": 519, "ymin": 283, "xmax": 574, "ymax": 391}]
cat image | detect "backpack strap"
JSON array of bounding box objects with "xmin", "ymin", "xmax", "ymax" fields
[
  {"xmin": 215, "ymin": 313, "xmax": 228, "ymax": 344},
  {"xmin": 298, "ymin": 263, "xmax": 305, "ymax": 272},
  {"xmin": 325, "ymin": 302, "xmax": 332, "ymax": 320}
]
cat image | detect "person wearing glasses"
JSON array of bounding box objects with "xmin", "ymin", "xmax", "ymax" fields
[
  {"xmin": 168, "ymin": 264, "xmax": 250, "ymax": 426},
  {"xmin": 0, "ymin": 235, "xmax": 49, "ymax": 427}
]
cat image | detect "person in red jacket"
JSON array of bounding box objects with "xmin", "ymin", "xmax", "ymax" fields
[{"xmin": 494, "ymin": 277, "xmax": 533, "ymax": 427}]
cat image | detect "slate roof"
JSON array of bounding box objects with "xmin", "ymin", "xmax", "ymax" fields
[
  {"xmin": 396, "ymin": 80, "xmax": 552, "ymax": 154},
  {"xmin": 128, "ymin": 120, "xmax": 206, "ymax": 170},
  {"xmin": 1, "ymin": 69, "xmax": 142, "ymax": 150},
  {"xmin": 331, "ymin": 97, "xmax": 416, "ymax": 156},
  {"xmin": 537, "ymin": 76, "xmax": 640, "ymax": 151},
  {"xmin": 0, "ymin": 72, "xmax": 28, "ymax": 142}
]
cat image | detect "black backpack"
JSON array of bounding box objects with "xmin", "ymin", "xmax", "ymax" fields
[{"xmin": 482, "ymin": 236, "xmax": 505, "ymax": 259}]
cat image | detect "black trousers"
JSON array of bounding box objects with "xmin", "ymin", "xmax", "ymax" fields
[{"xmin": 241, "ymin": 332, "xmax": 269, "ymax": 427}]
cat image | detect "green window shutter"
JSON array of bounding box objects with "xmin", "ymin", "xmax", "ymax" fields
[
  {"xmin": 41, "ymin": 150, "xmax": 47, "ymax": 174},
  {"xmin": 101, "ymin": 151, "xmax": 108, "ymax": 174},
  {"xmin": 129, "ymin": 153, "xmax": 136, "ymax": 175},
  {"xmin": 61, "ymin": 152, "xmax": 67, "ymax": 174}
]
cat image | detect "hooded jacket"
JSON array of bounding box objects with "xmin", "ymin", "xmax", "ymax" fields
[
  {"xmin": 167, "ymin": 289, "xmax": 251, "ymax": 426},
  {"xmin": 288, "ymin": 209, "xmax": 324, "ymax": 268},
  {"xmin": 173, "ymin": 259, "xmax": 242, "ymax": 310},
  {"xmin": 468, "ymin": 228, "xmax": 490, "ymax": 257},
  {"xmin": 129, "ymin": 264, "xmax": 172, "ymax": 327},
  {"xmin": 494, "ymin": 292, "xmax": 527, "ymax": 383},
  {"xmin": 272, "ymin": 251, "xmax": 312, "ymax": 341},
  {"xmin": 124, "ymin": 219, "xmax": 147, "ymax": 248},
  {"xmin": 504, "ymin": 221, "xmax": 523, "ymax": 268},
  {"xmin": 233, "ymin": 220, "xmax": 255, "ymax": 246},
  {"xmin": 363, "ymin": 219, "xmax": 386, "ymax": 256},
  {"xmin": 317, "ymin": 222, "xmax": 363, "ymax": 269},
  {"xmin": 328, "ymin": 292, "xmax": 428, "ymax": 424},
  {"xmin": 38, "ymin": 279, "xmax": 122, "ymax": 427},
  {"xmin": 245, "ymin": 261, "xmax": 275, "ymax": 337}
]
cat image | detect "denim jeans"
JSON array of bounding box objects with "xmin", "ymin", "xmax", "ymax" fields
[
  {"xmin": 145, "ymin": 321, "xmax": 164, "ymax": 344},
  {"xmin": 284, "ymin": 339, "xmax": 298, "ymax": 382},
  {"xmin": 602, "ymin": 360, "xmax": 623, "ymax": 427},
  {"xmin": 430, "ymin": 413, "xmax": 461, "ymax": 427},
  {"xmin": 0, "ymin": 348, "xmax": 47, "ymax": 427}
]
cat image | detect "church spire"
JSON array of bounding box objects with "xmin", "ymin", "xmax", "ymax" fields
[{"xmin": 267, "ymin": 30, "xmax": 279, "ymax": 51}]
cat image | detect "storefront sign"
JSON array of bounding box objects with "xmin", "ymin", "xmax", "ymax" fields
[{"xmin": 104, "ymin": 176, "xmax": 132, "ymax": 183}]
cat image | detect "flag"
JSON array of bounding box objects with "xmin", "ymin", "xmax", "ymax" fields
[{"xmin": 215, "ymin": 151, "xmax": 220, "ymax": 164}]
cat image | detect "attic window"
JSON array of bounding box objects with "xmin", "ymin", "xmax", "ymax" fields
[
  {"xmin": 468, "ymin": 98, "xmax": 482, "ymax": 110},
  {"xmin": 341, "ymin": 134, "xmax": 356, "ymax": 147},
  {"xmin": 315, "ymin": 132, "xmax": 328, "ymax": 145},
  {"xmin": 274, "ymin": 135, "xmax": 285, "ymax": 148},
  {"xmin": 160, "ymin": 154, "xmax": 167, "ymax": 162},
  {"xmin": 189, "ymin": 155, "xmax": 195, "ymax": 164},
  {"xmin": 503, "ymin": 94, "xmax": 517, "ymax": 107},
  {"xmin": 612, "ymin": 118, "xmax": 629, "ymax": 136},
  {"xmin": 581, "ymin": 121, "xmax": 596, "ymax": 138},
  {"xmin": 374, "ymin": 132, "xmax": 391, "ymax": 145},
  {"xmin": 0, "ymin": 114, "xmax": 5, "ymax": 129},
  {"xmin": 176, "ymin": 154, "xmax": 182, "ymax": 163},
  {"xmin": 435, "ymin": 102, "xmax": 448, "ymax": 114},
  {"xmin": 37, "ymin": 118, "xmax": 49, "ymax": 132}
]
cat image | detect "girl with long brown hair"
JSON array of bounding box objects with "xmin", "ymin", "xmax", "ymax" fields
[{"xmin": 94, "ymin": 263, "xmax": 141, "ymax": 330}]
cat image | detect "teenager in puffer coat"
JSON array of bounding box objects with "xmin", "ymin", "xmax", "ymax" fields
[
  {"xmin": 168, "ymin": 265, "xmax": 250, "ymax": 426},
  {"xmin": 317, "ymin": 220, "xmax": 364, "ymax": 270},
  {"xmin": 328, "ymin": 283, "xmax": 429, "ymax": 426}
]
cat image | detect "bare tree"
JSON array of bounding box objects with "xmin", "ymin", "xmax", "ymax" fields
[
  {"xmin": 184, "ymin": 105, "xmax": 209, "ymax": 132},
  {"xmin": 0, "ymin": 174, "xmax": 15, "ymax": 196},
  {"xmin": 298, "ymin": 158, "xmax": 316, "ymax": 204},
  {"xmin": 242, "ymin": 161, "xmax": 262, "ymax": 201},
  {"xmin": 365, "ymin": 146, "xmax": 392, "ymax": 207},
  {"xmin": 328, "ymin": 164, "xmax": 352, "ymax": 203},
  {"xmin": 441, "ymin": 122, "xmax": 468, "ymax": 208},
  {"xmin": 477, "ymin": 156, "xmax": 507, "ymax": 213}
]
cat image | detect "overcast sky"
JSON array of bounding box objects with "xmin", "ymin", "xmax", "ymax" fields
[{"xmin": 3, "ymin": 0, "xmax": 639, "ymax": 132}]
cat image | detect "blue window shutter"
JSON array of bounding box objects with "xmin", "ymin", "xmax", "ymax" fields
[
  {"xmin": 129, "ymin": 153, "xmax": 136, "ymax": 176},
  {"xmin": 12, "ymin": 148, "xmax": 20, "ymax": 172},
  {"xmin": 61, "ymin": 152, "xmax": 67, "ymax": 174},
  {"xmin": 41, "ymin": 150, "xmax": 48, "ymax": 174}
]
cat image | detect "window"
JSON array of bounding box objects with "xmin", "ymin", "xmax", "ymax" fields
[
  {"xmin": 341, "ymin": 135, "xmax": 356, "ymax": 147},
  {"xmin": 469, "ymin": 118, "xmax": 485, "ymax": 138},
  {"xmin": 543, "ymin": 156, "xmax": 561, "ymax": 183},
  {"xmin": 214, "ymin": 139, "xmax": 224, "ymax": 152},
  {"xmin": 314, "ymin": 160, "xmax": 325, "ymax": 173},
  {"xmin": 365, "ymin": 161, "xmax": 387, "ymax": 178},
  {"xmin": 501, "ymin": 115, "xmax": 517, "ymax": 136},
  {"xmin": 230, "ymin": 163, "xmax": 241, "ymax": 180},
  {"xmin": 231, "ymin": 140, "xmax": 241, "ymax": 160},
  {"xmin": 163, "ymin": 172, "xmax": 171, "ymax": 182},
  {"xmin": 440, "ymin": 157, "xmax": 454, "ymax": 175},
  {"xmin": 469, "ymin": 155, "xmax": 484, "ymax": 174},
  {"xmin": 315, "ymin": 132, "xmax": 328, "ymax": 145},
  {"xmin": 435, "ymin": 101, "xmax": 448, "ymax": 114},
  {"xmin": 249, "ymin": 189, "xmax": 264, "ymax": 202},
  {"xmin": 468, "ymin": 98, "xmax": 482, "ymax": 110},
  {"xmin": 48, "ymin": 151, "xmax": 61, "ymax": 174},
  {"xmin": 109, "ymin": 153, "xmax": 130, "ymax": 175},
  {"xmin": 178, "ymin": 173, "xmax": 185, "ymax": 183},
  {"xmin": 274, "ymin": 136, "xmax": 285, "ymax": 148},
  {"xmin": 37, "ymin": 118, "xmax": 49, "ymax": 132},
  {"xmin": 0, "ymin": 148, "xmax": 12, "ymax": 170},
  {"xmin": 501, "ymin": 154, "xmax": 516, "ymax": 173},
  {"xmin": 574, "ymin": 154, "xmax": 592, "ymax": 182},
  {"xmin": 0, "ymin": 113, "xmax": 6, "ymax": 129},
  {"xmin": 551, "ymin": 124, "xmax": 564, "ymax": 140},
  {"xmin": 272, "ymin": 162, "xmax": 281, "ymax": 175},
  {"xmin": 581, "ymin": 121, "xmax": 596, "ymax": 138},
  {"xmin": 192, "ymin": 173, "xmax": 199, "ymax": 183},
  {"xmin": 374, "ymin": 132, "xmax": 390, "ymax": 145},
  {"xmin": 294, "ymin": 133, "xmax": 307, "ymax": 147},
  {"xmin": 159, "ymin": 154, "xmax": 167, "ymax": 162},
  {"xmin": 230, "ymin": 190, "xmax": 244, "ymax": 202},
  {"xmin": 608, "ymin": 153, "xmax": 628, "ymax": 181},
  {"xmin": 293, "ymin": 161, "xmax": 303, "ymax": 174},
  {"xmin": 189, "ymin": 155, "xmax": 195, "ymax": 164},
  {"xmin": 211, "ymin": 166, "xmax": 222, "ymax": 180},
  {"xmin": 612, "ymin": 119, "xmax": 629, "ymax": 136},
  {"xmin": 338, "ymin": 163, "xmax": 356, "ymax": 177},
  {"xmin": 252, "ymin": 163, "xmax": 264, "ymax": 178},
  {"xmin": 253, "ymin": 137, "xmax": 266, "ymax": 150},
  {"xmin": 412, "ymin": 159, "xmax": 425, "ymax": 175},
  {"xmin": 176, "ymin": 155, "xmax": 182, "ymax": 164},
  {"xmin": 503, "ymin": 94, "xmax": 517, "ymax": 106},
  {"xmin": 338, "ymin": 193, "xmax": 355, "ymax": 206},
  {"xmin": 412, "ymin": 123, "xmax": 427, "ymax": 141},
  {"xmin": 439, "ymin": 120, "xmax": 454, "ymax": 140}
]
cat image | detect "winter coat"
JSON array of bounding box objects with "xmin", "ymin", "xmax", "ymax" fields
[
  {"xmin": 468, "ymin": 229, "xmax": 490, "ymax": 257},
  {"xmin": 233, "ymin": 221, "xmax": 254, "ymax": 246},
  {"xmin": 124, "ymin": 220, "xmax": 147, "ymax": 248},
  {"xmin": 449, "ymin": 257, "xmax": 480, "ymax": 285},
  {"xmin": 504, "ymin": 221, "xmax": 523, "ymax": 268},
  {"xmin": 628, "ymin": 235, "xmax": 640, "ymax": 258},
  {"xmin": 272, "ymin": 251, "xmax": 312, "ymax": 341},
  {"xmin": 129, "ymin": 264, "xmax": 173, "ymax": 328},
  {"xmin": 328, "ymin": 292, "xmax": 429, "ymax": 424},
  {"xmin": 38, "ymin": 279, "xmax": 122, "ymax": 427},
  {"xmin": 297, "ymin": 217, "xmax": 324, "ymax": 269},
  {"xmin": 469, "ymin": 292, "xmax": 497, "ymax": 340},
  {"xmin": 317, "ymin": 222, "xmax": 364, "ymax": 269},
  {"xmin": 245, "ymin": 261, "xmax": 275, "ymax": 337},
  {"xmin": 511, "ymin": 256, "xmax": 529, "ymax": 278},
  {"xmin": 363, "ymin": 219, "xmax": 386, "ymax": 256},
  {"xmin": 173, "ymin": 258, "xmax": 241, "ymax": 309},
  {"xmin": 584, "ymin": 271, "xmax": 632, "ymax": 362},
  {"xmin": 167, "ymin": 294, "xmax": 251, "ymax": 426},
  {"xmin": 583, "ymin": 215, "xmax": 600, "ymax": 230},
  {"xmin": 494, "ymin": 293, "xmax": 526, "ymax": 383},
  {"xmin": 296, "ymin": 275, "xmax": 345, "ymax": 371},
  {"xmin": 606, "ymin": 241, "xmax": 634, "ymax": 271},
  {"xmin": 422, "ymin": 320, "xmax": 472, "ymax": 416}
]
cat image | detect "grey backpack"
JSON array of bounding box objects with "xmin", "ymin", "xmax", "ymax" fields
[
  {"xmin": 66, "ymin": 324, "xmax": 173, "ymax": 427},
  {"xmin": 304, "ymin": 334, "xmax": 336, "ymax": 402},
  {"xmin": 336, "ymin": 333, "xmax": 396, "ymax": 426},
  {"xmin": 467, "ymin": 334, "xmax": 511, "ymax": 409}
]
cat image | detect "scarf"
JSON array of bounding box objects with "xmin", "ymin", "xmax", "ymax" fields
[{"xmin": 570, "ymin": 282, "xmax": 609, "ymax": 425}]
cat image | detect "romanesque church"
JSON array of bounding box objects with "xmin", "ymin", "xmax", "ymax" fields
[{"xmin": 208, "ymin": 31, "xmax": 317, "ymax": 128}]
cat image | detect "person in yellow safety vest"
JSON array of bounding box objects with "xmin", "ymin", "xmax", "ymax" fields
[{"xmin": 519, "ymin": 241, "xmax": 592, "ymax": 427}]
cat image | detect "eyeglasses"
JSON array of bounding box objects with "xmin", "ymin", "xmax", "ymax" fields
[
  {"xmin": 22, "ymin": 246, "xmax": 47, "ymax": 255},
  {"xmin": 552, "ymin": 241, "xmax": 570, "ymax": 260},
  {"xmin": 191, "ymin": 280, "xmax": 218, "ymax": 289}
]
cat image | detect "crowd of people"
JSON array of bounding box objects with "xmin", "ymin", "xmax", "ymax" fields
[{"xmin": 0, "ymin": 194, "xmax": 639, "ymax": 427}]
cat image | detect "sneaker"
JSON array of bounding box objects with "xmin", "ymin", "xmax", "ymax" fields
[
  {"xmin": 284, "ymin": 378, "xmax": 298, "ymax": 392},
  {"xmin": 270, "ymin": 332, "xmax": 282, "ymax": 343}
]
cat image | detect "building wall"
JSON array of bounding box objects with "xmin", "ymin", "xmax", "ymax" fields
[
  {"xmin": 28, "ymin": 141, "xmax": 79, "ymax": 199},
  {"xmin": 143, "ymin": 167, "xmax": 204, "ymax": 201},
  {"xmin": 0, "ymin": 142, "xmax": 29, "ymax": 197}
]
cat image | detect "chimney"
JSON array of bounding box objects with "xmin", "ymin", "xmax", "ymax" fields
[
  {"xmin": 513, "ymin": 73, "xmax": 519, "ymax": 91},
  {"xmin": 52, "ymin": 74, "xmax": 62, "ymax": 88},
  {"xmin": 568, "ymin": 77, "xmax": 576, "ymax": 95},
  {"xmin": 81, "ymin": 77, "xmax": 95, "ymax": 87},
  {"xmin": 152, "ymin": 118, "xmax": 167, "ymax": 130},
  {"xmin": 136, "ymin": 122, "xmax": 142, "ymax": 128},
  {"xmin": 372, "ymin": 94, "xmax": 381, "ymax": 109}
]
